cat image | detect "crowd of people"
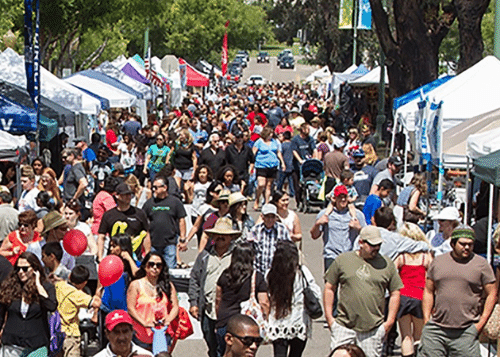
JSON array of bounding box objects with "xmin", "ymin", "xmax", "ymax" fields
[{"xmin": 0, "ymin": 82, "xmax": 497, "ymax": 357}]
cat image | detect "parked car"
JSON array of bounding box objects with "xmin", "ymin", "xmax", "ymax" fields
[
  {"xmin": 237, "ymin": 50, "xmax": 250, "ymax": 62},
  {"xmin": 280, "ymin": 55, "xmax": 295, "ymax": 69},
  {"xmin": 233, "ymin": 56, "xmax": 247, "ymax": 68},
  {"xmin": 277, "ymin": 49, "xmax": 292, "ymax": 66},
  {"xmin": 226, "ymin": 64, "xmax": 242, "ymax": 85},
  {"xmin": 257, "ymin": 51, "xmax": 270, "ymax": 63},
  {"xmin": 246, "ymin": 75, "xmax": 266, "ymax": 86}
]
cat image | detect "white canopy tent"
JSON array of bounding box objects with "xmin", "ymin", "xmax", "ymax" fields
[
  {"xmin": 395, "ymin": 56, "xmax": 500, "ymax": 134},
  {"xmin": 95, "ymin": 61, "xmax": 152, "ymax": 100},
  {"xmin": 305, "ymin": 66, "xmax": 331, "ymax": 83},
  {"xmin": 64, "ymin": 73, "xmax": 138, "ymax": 108},
  {"xmin": 349, "ymin": 66, "xmax": 389, "ymax": 86},
  {"xmin": 0, "ymin": 48, "xmax": 100, "ymax": 115}
]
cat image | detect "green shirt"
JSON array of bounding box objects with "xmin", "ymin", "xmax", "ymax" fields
[{"xmin": 325, "ymin": 251, "xmax": 403, "ymax": 332}]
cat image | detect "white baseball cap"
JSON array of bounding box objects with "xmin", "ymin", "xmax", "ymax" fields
[{"xmin": 432, "ymin": 206, "xmax": 460, "ymax": 221}]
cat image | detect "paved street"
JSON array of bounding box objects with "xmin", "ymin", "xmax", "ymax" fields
[
  {"xmin": 240, "ymin": 56, "xmax": 317, "ymax": 84},
  {"xmin": 173, "ymin": 204, "xmax": 336, "ymax": 357}
]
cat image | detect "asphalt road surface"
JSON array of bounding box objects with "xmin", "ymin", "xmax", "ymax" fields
[
  {"xmin": 240, "ymin": 56, "xmax": 317, "ymax": 85},
  {"xmin": 173, "ymin": 202, "xmax": 343, "ymax": 357}
]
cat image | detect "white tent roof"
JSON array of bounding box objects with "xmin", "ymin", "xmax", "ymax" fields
[
  {"xmin": 0, "ymin": 48, "xmax": 100, "ymax": 115},
  {"xmin": 343, "ymin": 64, "xmax": 358, "ymax": 74},
  {"xmin": 395, "ymin": 56, "xmax": 500, "ymax": 133},
  {"xmin": 64, "ymin": 74, "xmax": 137, "ymax": 108},
  {"xmin": 350, "ymin": 66, "xmax": 389, "ymax": 86},
  {"xmin": 95, "ymin": 61, "xmax": 152, "ymax": 100},
  {"xmin": 305, "ymin": 66, "xmax": 331, "ymax": 83}
]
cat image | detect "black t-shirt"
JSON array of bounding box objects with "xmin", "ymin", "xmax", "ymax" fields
[
  {"xmin": 199, "ymin": 148, "xmax": 226, "ymax": 177},
  {"xmin": 216, "ymin": 272, "xmax": 267, "ymax": 328},
  {"xmin": 174, "ymin": 146, "xmax": 194, "ymax": 170},
  {"xmin": 225, "ymin": 144, "xmax": 255, "ymax": 179},
  {"xmin": 98, "ymin": 206, "xmax": 149, "ymax": 239},
  {"xmin": 142, "ymin": 195, "xmax": 187, "ymax": 248}
]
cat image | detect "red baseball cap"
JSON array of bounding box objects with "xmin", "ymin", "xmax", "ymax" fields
[
  {"xmin": 334, "ymin": 185, "xmax": 349, "ymax": 197},
  {"xmin": 105, "ymin": 310, "xmax": 134, "ymax": 331}
]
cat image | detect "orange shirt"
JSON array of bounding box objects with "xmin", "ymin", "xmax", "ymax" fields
[{"xmin": 6, "ymin": 230, "xmax": 42, "ymax": 265}]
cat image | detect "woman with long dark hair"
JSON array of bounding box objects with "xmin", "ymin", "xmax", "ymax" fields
[
  {"xmin": 127, "ymin": 252, "xmax": 179, "ymax": 351},
  {"xmin": 227, "ymin": 192, "xmax": 254, "ymax": 243},
  {"xmin": 0, "ymin": 252, "xmax": 57, "ymax": 356},
  {"xmin": 216, "ymin": 165, "xmax": 241, "ymax": 193},
  {"xmin": 216, "ymin": 242, "xmax": 269, "ymax": 356},
  {"xmin": 267, "ymin": 241, "xmax": 321, "ymax": 357}
]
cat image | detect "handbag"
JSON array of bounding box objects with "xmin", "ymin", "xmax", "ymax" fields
[
  {"xmin": 483, "ymin": 303, "xmax": 500, "ymax": 339},
  {"xmin": 300, "ymin": 266, "xmax": 323, "ymax": 319},
  {"xmin": 240, "ymin": 272, "xmax": 269, "ymax": 342}
]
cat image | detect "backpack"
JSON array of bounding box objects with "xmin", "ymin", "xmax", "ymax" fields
[{"xmin": 48, "ymin": 311, "xmax": 65, "ymax": 357}]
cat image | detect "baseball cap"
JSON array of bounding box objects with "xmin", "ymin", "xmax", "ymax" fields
[
  {"xmin": 432, "ymin": 206, "xmax": 460, "ymax": 221},
  {"xmin": 388, "ymin": 156, "xmax": 404, "ymax": 167},
  {"xmin": 333, "ymin": 185, "xmax": 349, "ymax": 197},
  {"xmin": 105, "ymin": 310, "xmax": 134, "ymax": 331},
  {"xmin": 73, "ymin": 136, "xmax": 88, "ymax": 143},
  {"xmin": 115, "ymin": 183, "xmax": 133, "ymax": 195},
  {"xmin": 333, "ymin": 136, "xmax": 345, "ymax": 149},
  {"xmin": 261, "ymin": 203, "xmax": 278, "ymax": 216},
  {"xmin": 359, "ymin": 226, "xmax": 383, "ymax": 245},
  {"xmin": 352, "ymin": 149, "xmax": 365, "ymax": 158}
]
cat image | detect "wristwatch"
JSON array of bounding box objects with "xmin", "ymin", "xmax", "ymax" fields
[{"xmin": 179, "ymin": 238, "xmax": 187, "ymax": 243}]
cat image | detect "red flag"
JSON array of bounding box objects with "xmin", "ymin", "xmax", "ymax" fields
[{"xmin": 221, "ymin": 21, "xmax": 230, "ymax": 76}]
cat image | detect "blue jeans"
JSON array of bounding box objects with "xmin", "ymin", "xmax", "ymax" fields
[
  {"xmin": 152, "ymin": 244, "xmax": 177, "ymax": 270},
  {"xmin": 201, "ymin": 314, "xmax": 218, "ymax": 357},
  {"xmin": 216, "ymin": 325, "xmax": 227, "ymax": 357},
  {"xmin": 276, "ymin": 171, "xmax": 295, "ymax": 197}
]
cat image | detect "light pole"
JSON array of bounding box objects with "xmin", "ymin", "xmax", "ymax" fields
[
  {"xmin": 375, "ymin": 0, "xmax": 387, "ymax": 144},
  {"xmin": 495, "ymin": 0, "xmax": 500, "ymax": 59}
]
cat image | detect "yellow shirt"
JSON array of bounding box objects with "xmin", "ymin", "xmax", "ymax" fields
[{"xmin": 55, "ymin": 281, "xmax": 92, "ymax": 337}]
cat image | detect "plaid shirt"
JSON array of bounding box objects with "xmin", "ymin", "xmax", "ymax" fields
[{"xmin": 248, "ymin": 221, "xmax": 291, "ymax": 275}]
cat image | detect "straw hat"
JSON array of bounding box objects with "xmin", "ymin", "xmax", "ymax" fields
[
  {"xmin": 205, "ymin": 217, "xmax": 241, "ymax": 236},
  {"xmin": 229, "ymin": 192, "xmax": 247, "ymax": 207}
]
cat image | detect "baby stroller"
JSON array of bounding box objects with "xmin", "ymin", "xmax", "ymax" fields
[{"xmin": 299, "ymin": 159, "xmax": 325, "ymax": 213}]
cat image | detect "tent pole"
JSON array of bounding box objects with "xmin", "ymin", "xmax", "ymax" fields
[
  {"xmin": 487, "ymin": 183, "xmax": 494, "ymax": 264},
  {"xmin": 389, "ymin": 115, "xmax": 397, "ymax": 156},
  {"xmin": 464, "ymin": 156, "xmax": 470, "ymax": 224}
]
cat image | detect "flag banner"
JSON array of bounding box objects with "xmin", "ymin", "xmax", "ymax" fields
[
  {"xmin": 179, "ymin": 64, "xmax": 187, "ymax": 90},
  {"xmin": 221, "ymin": 20, "xmax": 229, "ymax": 76},
  {"xmin": 428, "ymin": 100, "xmax": 443, "ymax": 160},
  {"xmin": 145, "ymin": 46, "xmax": 165, "ymax": 88},
  {"xmin": 357, "ymin": 0, "xmax": 372, "ymax": 29},
  {"xmin": 339, "ymin": 0, "xmax": 354, "ymax": 29},
  {"xmin": 415, "ymin": 98, "xmax": 431, "ymax": 161},
  {"xmin": 24, "ymin": 0, "xmax": 40, "ymax": 110}
]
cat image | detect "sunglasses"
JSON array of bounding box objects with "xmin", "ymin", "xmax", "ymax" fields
[
  {"xmin": 18, "ymin": 223, "xmax": 31, "ymax": 228},
  {"xmin": 229, "ymin": 333, "xmax": 263, "ymax": 347},
  {"xmin": 16, "ymin": 266, "xmax": 31, "ymax": 272},
  {"xmin": 147, "ymin": 262, "xmax": 163, "ymax": 269}
]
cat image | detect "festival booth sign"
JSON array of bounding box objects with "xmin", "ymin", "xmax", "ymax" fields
[{"xmin": 0, "ymin": 93, "xmax": 37, "ymax": 134}]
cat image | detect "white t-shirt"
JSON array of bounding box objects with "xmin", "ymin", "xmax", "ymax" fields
[{"xmin": 18, "ymin": 188, "xmax": 40, "ymax": 212}]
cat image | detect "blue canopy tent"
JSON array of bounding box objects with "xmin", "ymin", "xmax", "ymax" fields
[
  {"xmin": 0, "ymin": 94, "xmax": 37, "ymax": 133},
  {"xmin": 392, "ymin": 76, "xmax": 453, "ymax": 111},
  {"xmin": 77, "ymin": 70, "xmax": 144, "ymax": 99}
]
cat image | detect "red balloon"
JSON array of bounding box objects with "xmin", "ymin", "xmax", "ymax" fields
[
  {"xmin": 62, "ymin": 229, "xmax": 88, "ymax": 257},
  {"xmin": 98, "ymin": 255, "xmax": 124, "ymax": 287}
]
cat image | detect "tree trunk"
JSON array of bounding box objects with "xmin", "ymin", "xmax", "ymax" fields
[
  {"xmin": 454, "ymin": 0, "xmax": 490, "ymax": 73},
  {"xmin": 370, "ymin": 0, "xmax": 455, "ymax": 98}
]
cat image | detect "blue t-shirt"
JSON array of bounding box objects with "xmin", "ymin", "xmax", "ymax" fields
[
  {"xmin": 254, "ymin": 138, "xmax": 281, "ymax": 169},
  {"xmin": 147, "ymin": 144, "xmax": 171, "ymax": 173},
  {"xmin": 362, "ymin": 194, "xmax": 382, "ymax": 225},
  {"xmin": 291, "ymin": 135, "xmax": 316, "ymax": 171},
  {"xmin": 281, "ymin": 141, "xmax": 294, "ymax": 173}
]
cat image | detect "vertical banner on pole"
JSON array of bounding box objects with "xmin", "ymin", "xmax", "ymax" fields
[
  {"xmin": 143, "ymin": 28, "xmax": 149, "ymax": 60},
  {"xmin": 179, "ymin": 64, "xmax": 187, "ymax": 90},
  {"xmin": 339, "ymin": 0, "xmax": 354, "ymax": 29},
  {"xmin": 357, "ymin": 0, "xmax": 372, "ymax": 30},
  {"xmin": 221, "ymin": 20, "xmax": 229, "ymax": 76},
  {"xmin": 24, "ymin": 0, "xmax": 39, "ymax": 110}
]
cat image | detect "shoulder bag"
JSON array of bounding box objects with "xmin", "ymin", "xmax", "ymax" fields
[{"xmin": 300, "ymin": 266, "xmax": 322, "ymax": 319}]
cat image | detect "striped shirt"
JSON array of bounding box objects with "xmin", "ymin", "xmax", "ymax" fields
[{"xmin": 249, "ymin": 221, "xmax": 291, "ymax": 275}]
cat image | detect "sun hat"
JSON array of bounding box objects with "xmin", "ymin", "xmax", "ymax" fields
[
  {"xmin": 228, "ymin": 192, "xmax": 248, "ymax": 207},
  {"xmin": 432, "ymin": 206, "xmax": 460, "ymax": 221},
  {"xmin": 261, "ymin": 203, "xmax": 278, "ymax": 216},
  {"xmin": 105, "ymin": 310, "xmax": 134, "ymax": 331},
  {"xmin": 359, "ymin": 226, "xmax": 383, "ymax": 245},
  {"xmin": 42, "ymin": 211, "xmax": 67, "ymax": 235},
  {"xmin": 205, "ymin": 217, "xmax": 241, "ymax": 236},
  {"xmin": 212, "ymin": 189, "xmax": 231, "ymax": 208}
]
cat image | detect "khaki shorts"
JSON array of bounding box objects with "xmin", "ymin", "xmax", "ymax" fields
[{"xmin": 63, "ymin": 335, "xmax": 81, "ymax": 357}]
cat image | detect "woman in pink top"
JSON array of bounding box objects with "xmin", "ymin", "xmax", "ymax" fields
[{"xmin": 91, "ymin": 176, "xmax": 118, "ymax": 236}]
